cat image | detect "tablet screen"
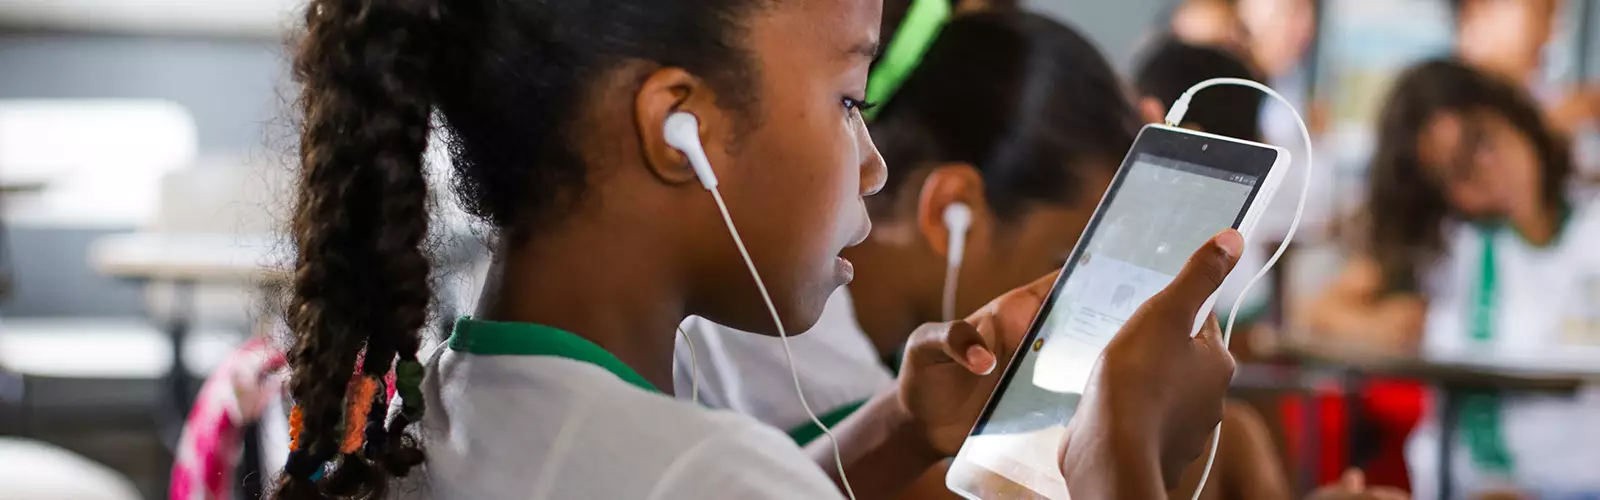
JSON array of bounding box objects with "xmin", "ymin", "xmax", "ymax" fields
[{"xmin": 953, "ymin": 151, "xmax": 1265, "ymax": 499}]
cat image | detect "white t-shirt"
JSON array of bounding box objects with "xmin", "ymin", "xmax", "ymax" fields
[
  {"xmin": 396, "ymin": 319, "xmax": 844, "ymax": 500},
  {"xmin": 1405, "ymin": 199, "xmax": 1600, "ymax": 498},
  {"xmin": 674, "ymin": 288, "xmax": 894, "ymax": 435}
]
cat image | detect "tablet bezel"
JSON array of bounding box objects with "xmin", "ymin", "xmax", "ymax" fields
[{"xmin": 945, "ymin": 124, "xmax": 1287, "ymax": 500}]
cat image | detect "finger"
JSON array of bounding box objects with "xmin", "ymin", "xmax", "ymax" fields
[
  {"xmin": 1152, "ymin": 229, "xmax": 1242, "ymax": 319},
  {"xmin": 969, "ymin": 270, "xmax": 1061, "ymax": 337},
  {"xmin": 906, "ymin": 320, "xmax": 997, "ymax": 375},
  {"xmin": 966, "ymin": 270, "xmax": 1059, "ymax": 324},
  {"xmin": 1338, "ymin": 468, "xmax": 1365, "ymax": 490},
  {"xmin": 943, "ymin": 320, "xmax": 998, "ymax": 375}
]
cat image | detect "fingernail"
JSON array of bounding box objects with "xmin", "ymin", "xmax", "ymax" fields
[
  {"xmin": 1216, "ymin": 229, "xmax": 1243, "ymax": 259},
  {"xmin": 967, "ymin": 345, "xmax": 996, "ymax": 375}
]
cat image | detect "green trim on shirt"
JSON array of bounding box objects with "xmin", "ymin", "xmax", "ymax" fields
[
  {"xmin": 1461, "ymin": 225, "xmax": 1514, "ymax": 473},
  {"xmin": 786, "ymin": 399, "xmax": 868, "ymax": 445},
  {"xmin": 448, "ymin": 317, "xmax": 662, "ymax": 394}
]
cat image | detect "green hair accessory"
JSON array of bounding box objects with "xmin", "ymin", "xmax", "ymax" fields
[{"xmin": 864, "ymin": 0, "xmax": 952, "ymax": 121}]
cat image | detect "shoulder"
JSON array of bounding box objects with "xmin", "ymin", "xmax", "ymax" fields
[
  {"xmin": 1564, "ymin": 197, "xmax": 1600, "ymax": 246},
  {"xmin": 647, "ymin": 416, "xmax": 844, "ymax": 500}
]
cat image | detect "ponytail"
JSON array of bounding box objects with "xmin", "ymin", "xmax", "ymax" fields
[{"xmin": 277, "ymin": 0, "xmax": 447, "ymax": 497}]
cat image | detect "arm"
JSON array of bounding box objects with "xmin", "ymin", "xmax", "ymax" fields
[
  {"xmin": 1059, "ymin": 419, "xmax": 1167, "ymax": 500},
  {"xmin": 1305, "ymin": 255, "xmax": 1427, "ymax": 351},
  {"xmin": 805, "ymin": 388, "xmax": 943, "ymax": 500},
  {"xmin": 1220, "ymin": 401, "xmax": 1293, "ymax": 500}
]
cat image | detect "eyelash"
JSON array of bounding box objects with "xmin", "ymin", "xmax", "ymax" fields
[{"xmin": 843, "ymin": 97, "xmax": 879, "ymax": 113}]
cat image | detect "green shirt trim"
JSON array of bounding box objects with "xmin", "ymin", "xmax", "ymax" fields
[
  {"xmin": 786, "ymin": 399, "xmax": 868, "ymax": 445},
  {"xmin": 447, "ymin": 317, "xmax": 661, "ymax": 394}
]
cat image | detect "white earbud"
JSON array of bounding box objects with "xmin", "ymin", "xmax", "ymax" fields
[
  {"xmin": 941, "ymin": 202, "xmax": 972, "ymax": 321},
  {"xmin": 661, "ymin": 110, "xmax": 857, "ymax": 500},
  {"xmin": 664, "ymin": 112, "xmax": 718, "ymax": 190}
]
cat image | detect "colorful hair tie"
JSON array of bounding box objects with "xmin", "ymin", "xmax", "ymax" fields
[
  {"xmin": 395, "ymin": 358, "xmax": 426, "ymax": 420},
  {"xmin": 288, "ymin": 405, "xmax": 305, "ymax": 451},
  {"xmin": 863, "ymin": 0, "xmax": 953, "ymax": 121},
  {"xmin": 340, "ymin": 375, "xmax": 380, "ymax": 454}
]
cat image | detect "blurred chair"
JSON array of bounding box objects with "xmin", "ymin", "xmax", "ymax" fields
[
  {"xmin": 0, "ymin": 437, "xmax": 141, "ymax": 500},
  {"xmin": 0, "ymin": 99, "xmax": 196, "ymax": 227},
  {"xmin": 0, "ymin": 158, "xmax": 289, "ymax": 440}
]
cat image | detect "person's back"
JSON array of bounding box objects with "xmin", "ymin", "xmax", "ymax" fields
[{"xmin": 411, "ymin": 321, "xmax": 837, "ymax": 498}]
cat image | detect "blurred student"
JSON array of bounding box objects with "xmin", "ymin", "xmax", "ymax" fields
[
  {"xmin": 271, "ymin": 0, "xmax": 1248, "ymax": 498},
  {"xmin": 1310, "ymin": 58, "xmax": 1600, "ymax": 498},
  {"xmin": 1133, "ymin": 37, "xmax": 1265, "ymax": 141},
  {"xmin": 1167, "ymin": 0, "xmax": 1251, "ymax": 56},
  {"xmin": 1454, "ymin": 0, "xmax": 1599, "ymax": 140}
]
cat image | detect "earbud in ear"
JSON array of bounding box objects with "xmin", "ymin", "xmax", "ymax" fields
[
  {"xmin": 940, "ymin": 202, "xmax": 972, "ymax": 322},
  {"xmin": 942, "ymin": 202, "xmax": 972, "ymax": 267},
  {"xmin": 664, "ymin": 112, "xmax": 718, "ymax": 190}
]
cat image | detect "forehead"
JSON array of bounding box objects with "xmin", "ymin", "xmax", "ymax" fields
[{"xmin": 746, "ymin": 0, "xmax": 882, "ymax": 62}]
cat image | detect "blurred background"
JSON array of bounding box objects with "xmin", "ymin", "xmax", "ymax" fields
[{"xmin": 1, "ymin": 0, "xmax": 1598, "ymax": 499}]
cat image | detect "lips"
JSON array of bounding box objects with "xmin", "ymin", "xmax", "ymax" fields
[{"xmin": 844, "ymin": 208, "xmax": 872, "ymax": 249}]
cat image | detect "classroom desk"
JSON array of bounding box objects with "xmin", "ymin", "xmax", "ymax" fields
[
  {"xmin": 87, "ymin": 232, "xmax": 286, "ymax": 446},
  {"xmin": 1230, "ymin": 360, "xmax": 1341, "ymax": 495},
  {"xmin": 1277, "ymin": 336, "xmax": 1599, "ymax": 499}
]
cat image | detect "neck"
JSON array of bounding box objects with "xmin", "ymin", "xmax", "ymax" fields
[
  {"xmin": 475, "ymin": 218, "xmax": 689, "ymax": 393},
  {"xmin": 842, "ymin": 241, "xmax": 940, "ymax": 356},
  {"xmin": 1509, "ymin": 203, "xmax": 1560, "ymax": 246}
]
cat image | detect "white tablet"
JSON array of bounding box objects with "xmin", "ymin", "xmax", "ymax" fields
[{"xmin": 946, "ymin": 124, "xmax": 1289, "ymax": 500}]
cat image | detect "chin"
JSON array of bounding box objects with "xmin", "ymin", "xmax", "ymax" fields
[{"xmin": 772, "ymin": 279, "xmax": 838, "ymax": 335}]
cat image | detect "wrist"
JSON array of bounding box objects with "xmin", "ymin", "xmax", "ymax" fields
[
  {"xmin": 1061, "ymin": 407, "xmax": 1164, "ymax": 500},
  {"xmin": 881, "ymin": 386, "xmax": 947, "ymax": 466}
]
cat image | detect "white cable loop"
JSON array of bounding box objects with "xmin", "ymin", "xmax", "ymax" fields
[{"xmin": 1169, "ymin": 77, "xmax": 1313, "ymax": 500}]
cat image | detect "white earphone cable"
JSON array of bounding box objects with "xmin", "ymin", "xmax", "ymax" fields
[
  {"xmin": 676, "ymin": 326, "xmax": 700, "ymax": 405},
  {"xmin": 941, "ymin": 262, "xmax": 960, "ymax": 322},
  {"xmin": 1168, "ymin": 78, "xmax": 1313, "ymax": 500},
  {"xmin": 707, "ymin": 187, "xmax": 858, "ymax": 500}
]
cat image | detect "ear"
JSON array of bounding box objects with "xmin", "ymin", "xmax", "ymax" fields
[
  {"xmin": 1138, "ymin": 97, "xmax": 1168, "ymax": 125},
  {"xmin": 915, "ymin": 163, "xmax": 987, "ymax": 258},
  {"xmin": 634, "ymin": 66, "xmax": 728, "ymax": 187}
]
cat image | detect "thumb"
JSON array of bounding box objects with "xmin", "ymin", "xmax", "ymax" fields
[
  {"xmin": 932, "ymin": 320, "xmax": 998, "ymax": 375},
  {"xmin": 1154, "ymin": 229, "xmax": 1243, "ymax": 318}
]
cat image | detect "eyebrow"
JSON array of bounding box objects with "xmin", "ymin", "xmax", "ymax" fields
[{"xmin": 846, "ymin": 39, "xmax": 881, "ymax": 59}]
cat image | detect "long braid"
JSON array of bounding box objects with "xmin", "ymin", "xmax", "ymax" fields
[{"xmin": 278, "ymin": 0, "xmax": 443, "ymax": 498}]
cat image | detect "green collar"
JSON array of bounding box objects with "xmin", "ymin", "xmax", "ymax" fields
[
  {"xmin": 447, "ymin": 317, "xmax": 661, "ymax": 394},
  {"xmin": 1472, "ymin": 204, "xmax": 1574, "ymax": 248}
]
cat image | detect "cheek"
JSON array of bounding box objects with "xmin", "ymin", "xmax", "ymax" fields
[{"xmin": 737, "ymin": 105, "xmax": 863, "ymax": 274}]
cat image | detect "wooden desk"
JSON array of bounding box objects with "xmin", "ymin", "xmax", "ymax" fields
[
  {"xmin": 89, "ymin": 233, "xmax": 288, "ymax": 284},
  {"xmin": 87, "ymin": 232, "xmax": 285, "ymax": 447},
  {"xmin": 1276, "ymin": 336, "xmax": 1599, "ymax": 498}
]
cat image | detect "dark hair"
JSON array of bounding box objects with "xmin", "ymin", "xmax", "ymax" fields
[
  {"xmin": 1132, "ymin": 36, "xmax": 1263, "ymax": 141},
  {"xmin": 1366, "ymin": 58, "xmax": 1571, "ymax": 292},
  {"xmin": 279, "ymin": 0, "xmax": 766, "ymax": 498},
  {"xmin": 867, "ymin": 10, "xmax": 1140, "ymax": 220}
]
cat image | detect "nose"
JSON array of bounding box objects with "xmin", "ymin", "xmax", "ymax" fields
[{"xmin": 859, "ymin": 126, "xmax": 887, "ymax": 197}]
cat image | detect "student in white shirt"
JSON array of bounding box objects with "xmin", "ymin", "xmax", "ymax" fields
[
  {"xmin": 268, "ymin": 0, "xmax": 1262, "ymax": 499},
  {"xmin": 675, "ymin": 6, "xmax": 1138, "ymax": 442},
  {"xmin": 1311, "ymin": 58, "xmax": 1600, "ymax": 498}
]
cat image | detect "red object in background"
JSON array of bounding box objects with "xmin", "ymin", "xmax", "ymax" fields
[{"xmin": 1279, "ymin": 379, "xmax": 1426, "ymax": 491}]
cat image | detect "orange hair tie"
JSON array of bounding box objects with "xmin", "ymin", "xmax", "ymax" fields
[
  {"xmin": 340, "ymin": 375, "xmax": 380, "ymax": 454},
  {"xmin": 289, "ymin": 405, "xmax": 305, "ymax": 450}
]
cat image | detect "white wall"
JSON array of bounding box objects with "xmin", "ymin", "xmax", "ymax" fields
[{"xmin": 1028, "ymin": 0, "xmax": 1175, "ymax": 67}]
